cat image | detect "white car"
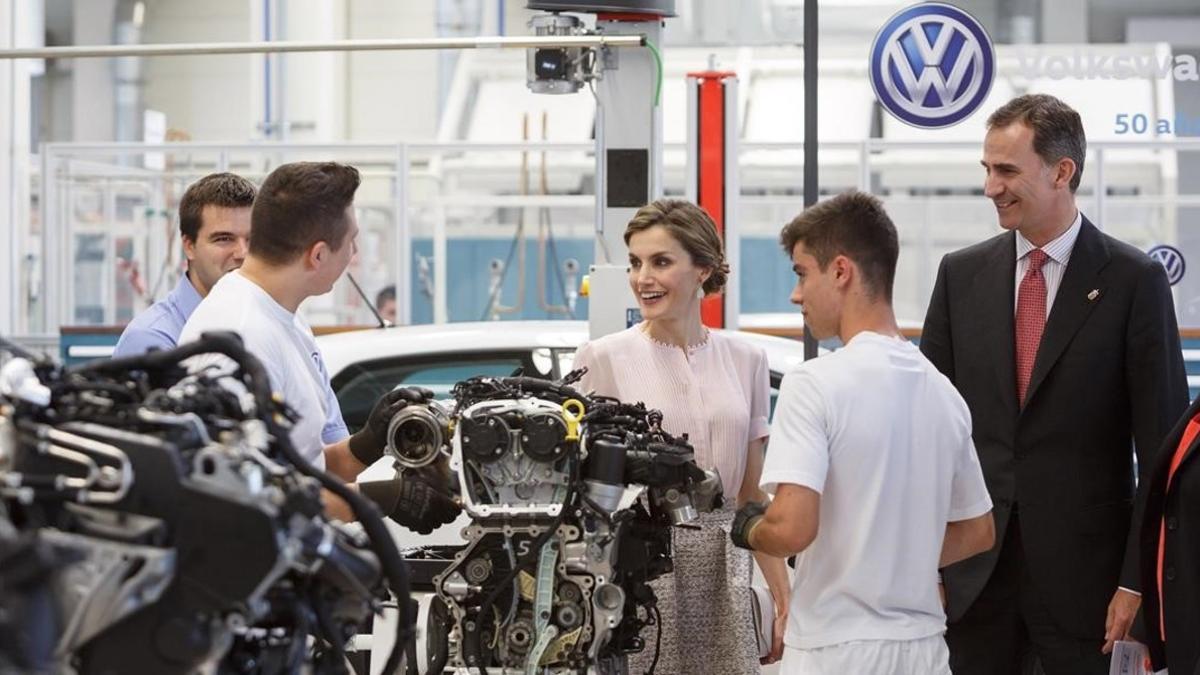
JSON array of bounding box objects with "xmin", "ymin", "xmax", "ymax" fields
[{"xmin": 318, "ymin": 320, "xmax": 810, "ymax": 435}]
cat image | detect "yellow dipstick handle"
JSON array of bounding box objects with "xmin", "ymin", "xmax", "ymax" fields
[{"xmin": 561, "ymin": 399, "xmax": 585, "ymax": 441}]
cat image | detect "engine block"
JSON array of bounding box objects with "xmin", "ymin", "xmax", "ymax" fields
[{"xmin": 386, "ymin": 375, "xmax": 722, "ymax": 674}]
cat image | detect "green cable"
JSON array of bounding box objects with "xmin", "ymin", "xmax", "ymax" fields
[{"xmin": 645, "ymin": 40, "xmax": 664, "ymax": 107}]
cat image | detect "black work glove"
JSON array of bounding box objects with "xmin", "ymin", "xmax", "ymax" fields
[
  {"xmin": 347, "ymin": 386, "xmax": 434, "ymax": 466},
  {"xmin": 730, "ymin": 501, "xmax": 767, "ymax": 551},
  {"xmin": 358, "ymin": 466, "xmax": 460, "ymax": 535}
]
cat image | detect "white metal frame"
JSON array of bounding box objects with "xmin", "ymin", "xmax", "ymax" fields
[
  {"xmin": 34, "ymin": 137, "xmax": 1200, "ymax": 333},
  {"xmin": 0, "ymin": 35, "xmax": 644, "ymax": 61}
]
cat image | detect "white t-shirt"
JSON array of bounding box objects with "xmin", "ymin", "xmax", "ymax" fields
[
  {"xmin": 760, "ymin": 331, "xmax": 992, "ymax": 650},
  {"xmin": 178, "ymin": 271, "xmax": 333, "ymax": 469}
]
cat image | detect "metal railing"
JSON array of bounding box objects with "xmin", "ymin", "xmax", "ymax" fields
[{"xmin": 31, "ymin": 137, "xmax": 1200, "ymax": 332}]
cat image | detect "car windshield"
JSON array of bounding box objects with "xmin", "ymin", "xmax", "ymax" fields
[{"xmin": 332, "ymin": 353, "xmax": 536, "ymax": 432}]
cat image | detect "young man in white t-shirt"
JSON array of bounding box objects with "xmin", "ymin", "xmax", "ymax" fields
[
  {"xmin": 179, "ymin": 161, "xmax": 457, "ymax": 532},
  {"xmin": 729, "ymin": 190, "xmax": 997, "ymax": 674}
]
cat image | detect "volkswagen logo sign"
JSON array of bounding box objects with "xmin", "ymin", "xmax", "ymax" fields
[
  {"xmin": 1148, "ymin": 245, "xmax": 1186, "ymax": 286},
  {"xmin": 870, "ymin": 3, "xmax": 996, "ymax": 129}
]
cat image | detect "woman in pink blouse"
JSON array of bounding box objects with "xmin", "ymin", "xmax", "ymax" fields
[{"xmin": 572, "ymin": 199, "xmax": 791, "ymax": 673}]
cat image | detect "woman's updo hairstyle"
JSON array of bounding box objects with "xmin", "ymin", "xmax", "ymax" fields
[{"xmin": 623, "ymin": 199, "xmax": 730, "ymax": 295}]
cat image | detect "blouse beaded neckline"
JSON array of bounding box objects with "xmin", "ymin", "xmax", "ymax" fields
[{"xmin": 637, "ymin": 323, "xmax": 712, "ymax": 354}]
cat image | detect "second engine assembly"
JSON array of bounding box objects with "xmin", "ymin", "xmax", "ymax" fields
[
  {"xmin": 0, "ymin": 333, "xmax": 412, "ymax": 675},
  {"xmin": 385, "ymin": 374, "xmax": 723, "ymax": 674}
]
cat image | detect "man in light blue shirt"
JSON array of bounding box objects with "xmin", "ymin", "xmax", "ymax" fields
[
  {"xmin": 115, "ymin": 173, "xmax": 255, "ymax": 358},
  {"xmin": 112, "ymin": 261, "xmax": 205, "ymax": 358},
  {"xmin": 113, "ymin": 172, "xmax": 348, "ymax": 442}
]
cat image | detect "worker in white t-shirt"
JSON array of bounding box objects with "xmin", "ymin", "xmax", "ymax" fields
[
  {"xmin": 179, "ymin": 161, "xmax": 458, "ymax": 533},
  {"xmin": 730, "ymin": 190, "xmax": 996, "ymax": 674}
]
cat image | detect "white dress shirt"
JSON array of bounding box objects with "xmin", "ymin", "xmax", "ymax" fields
[{"xmin": 1014, "ymin": 210, "xmax": 1083, "ymax": 317}]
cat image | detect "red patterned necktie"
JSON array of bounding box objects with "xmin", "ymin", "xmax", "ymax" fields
[{"xmin": 1015, "ymin": 249, "xmax": 1049, "ymax": 405}]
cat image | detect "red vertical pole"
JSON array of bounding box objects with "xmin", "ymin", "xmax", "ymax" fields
[{"xmin": 690, "ymin": 70, "xmax": 735, "ymax": 329}]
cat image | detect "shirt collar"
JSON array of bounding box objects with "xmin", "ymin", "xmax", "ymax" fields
[
  {"xmin": 1015, "ymin": 210, "xmax": 1082, "ymax": 265},
  {"xmin": 170, "ymin": 271, "xmax": 204, "ymax": 318},
  {"xmin": 228, "ymin": 269, "xmax": 297, "ymax": 322}
]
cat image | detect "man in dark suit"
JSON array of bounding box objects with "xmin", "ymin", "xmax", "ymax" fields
[{"xmin": 920, "ymin": 93, "xmax": 1189, "ymax": 674}]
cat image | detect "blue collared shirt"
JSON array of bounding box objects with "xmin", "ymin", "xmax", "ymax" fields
[
  {"xmin": 114, "ymin": 272, "xmax": 349, "ymax": 443},
  {"xmin": 114, "ymin": 272, "xmax": 202, "ymax": 359}
]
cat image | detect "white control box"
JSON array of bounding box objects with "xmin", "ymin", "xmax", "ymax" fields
[{"xmin": 586, "ymin": 264, "xmax": 639, "ymax": 340}]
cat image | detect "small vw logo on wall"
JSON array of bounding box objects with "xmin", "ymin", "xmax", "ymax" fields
[
  {"xmin": 1148, "ymin": 245, "xmax": 1186, "ymax": 286},
  {"xmin": 870, "ymin": 3, "xmax": 996, "ymax": 129}
]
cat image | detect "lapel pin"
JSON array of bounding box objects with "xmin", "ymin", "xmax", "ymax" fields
[{"xmin": 1087, "ymin": 289, "xmax": 1100, "ymax": 301}]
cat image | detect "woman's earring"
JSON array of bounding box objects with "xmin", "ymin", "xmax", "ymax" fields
[{"xmin": 696, "ymin": 286, "xmax": 705, "ymax": 299}]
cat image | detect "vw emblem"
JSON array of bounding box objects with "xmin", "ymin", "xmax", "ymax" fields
[
  {"xmin": 1148, "ymin": 245, "xmax": 1186, "ymax": 286},
  {"xmin": 870, "ymin": 3, "xmax": 996, "ymax": 129}
]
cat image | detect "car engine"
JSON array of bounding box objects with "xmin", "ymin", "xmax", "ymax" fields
[
  {"xmin": 384, "ymin": 374, "xmax": 723, "ymax": 674},
  {"xmin": 0, "ymin": 333, "xmax": 412, "ymax": 675}
]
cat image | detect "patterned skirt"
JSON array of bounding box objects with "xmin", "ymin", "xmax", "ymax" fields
[{"xmin": 628, "ymin": 505, "xmax": 760, "ymax": 674}]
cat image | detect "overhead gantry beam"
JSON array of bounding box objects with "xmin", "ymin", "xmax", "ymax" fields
[{"xmin": 0, "ymin": 34, "xmax": 645, "ymax": 60}]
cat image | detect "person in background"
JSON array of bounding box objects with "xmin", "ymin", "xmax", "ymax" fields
[
  {"xmin": 114, "ymin": 172, "xmax": 254, "ymax": 357},
  {"xmin": 571, "ymin": 199, "xmax": 791, "ymax": 673},
  {"xmin": 1138, "ymin": 394, "xmax": 1200, "ymax": 674},
  {"xmin": 731, "ymin": 190, "xmax": 994, "ymax": 675},
  {"xmin": 114, "ymin": 171, "xmax": 349, "ymax": 444},
  {"xmin": 920, "ymin": 94, "xmax": 1189, "ymax": 674},
  {"xmin": 376, "ymin": 284, "xmax": 397, "ymax": 325}
]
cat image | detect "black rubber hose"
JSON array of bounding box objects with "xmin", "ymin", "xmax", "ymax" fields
[
  {"xmin": 309, "ymin": 587, "xmax": 351, "ymax": 675},
  {"xmin": 646, "ymin": 603, "xmax": 662, "ymax": 675},
  {"xmin": 501, "ymin": 376, "xmax": 586, "ymax": 401}
]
